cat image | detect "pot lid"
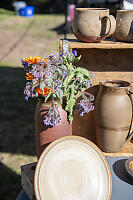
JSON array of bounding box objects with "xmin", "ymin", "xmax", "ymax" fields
[{"xmin": 34, "ymin": 136, "xmax": 112, "ymax": 200}]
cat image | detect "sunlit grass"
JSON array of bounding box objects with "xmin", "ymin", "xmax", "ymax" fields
[{"xmin": 0, "ymin": 8, "xmax": 15, "ymax": 21}]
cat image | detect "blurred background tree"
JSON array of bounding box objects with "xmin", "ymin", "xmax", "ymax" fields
[
  {"xmin": 0, "ymin": 0, "xmax": 123, "ymax": 14},
  {"xmin": 0, "ymin": 0, "xmax": 91, "ymax": 13}
]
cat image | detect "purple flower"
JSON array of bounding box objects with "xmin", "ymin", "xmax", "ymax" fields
[
  {"xmin": 21, "ymin": 60, "xmax": 29, "ymax": 70},
  {"xmin": 60, "ymin": 53, "xmax": 64, "ymax": 57},
  {"xmin": 24, "ymin": 82, "xmax": 32, "ymax": 100},
  {"xmin": 77, "ymin": 98, "xmax": 94, "ymax": 116},
  {"xmin": 43, "ymin": 106, "xmax": 62, "ymax": 127},
  {"xmin": 25, "ymin": 96, "xmax": 29, "ymax": 101},
  {"xmin": 72, "ymin": 50, "xmax": 77, "ymax": 56}
]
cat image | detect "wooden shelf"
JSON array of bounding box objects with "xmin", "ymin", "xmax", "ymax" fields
[
  {"xmin": 60, "ymin": 38, "xmax": 133, "ymax": 156},
  {"xmin": 60, "ymin": 39, "xmax": 133, "ymax": 50}
]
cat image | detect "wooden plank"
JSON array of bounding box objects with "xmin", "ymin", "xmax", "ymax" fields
[
  {"xmin": 60, "ymin": 39, "xmax": 133, "ymax": 50},
  {"xmin": 60, "ymin": 39, "xmax": 133, "ymax": 156}
]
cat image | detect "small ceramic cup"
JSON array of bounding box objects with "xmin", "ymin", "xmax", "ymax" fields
[
  {"xmin": 72, "ymin": 8, "xmax": 116, "ymax": 42},
  {"xmin": 114, "ymin": 10, "xmax": 133, "ymax": 42}
]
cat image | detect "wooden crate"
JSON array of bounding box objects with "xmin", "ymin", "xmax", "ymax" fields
[
  {"xmin": 21, "ymin": 162, "xmax": 37, "ymax": 200},
  {"xmin": 59, "ymin": 39, "xmax": 133, "ymax": 156}
]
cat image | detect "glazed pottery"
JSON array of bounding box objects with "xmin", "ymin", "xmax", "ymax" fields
[
  {"xmin": 34, "ymin": 136, "xmax": 112, "ymax": 200},
  {"xmin": 35, "ymin": 98, "xmax": 72, "ymax": 159},
  {"xmin": 114, "ymin": 10, "xmax": 133, "ymax": 42},
  {"xmin": 125, "ymin": 157, "xmax": 133, "ymax": 180},
  {"xmin": 95, "ymin": 80, "xmax": 133, "ymax": 152},
  {"xmin": 72, "ymin": 8, "xmax": 116, "ymax": 42}
]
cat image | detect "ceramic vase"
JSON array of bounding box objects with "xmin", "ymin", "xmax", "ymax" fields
[
  {"xmin": 35, "ymin": 97, "xmax": 72, "ymax": 158},
  {"xmin": 95, "ymin": 80, "xmax": 133, "ymax": 152}
]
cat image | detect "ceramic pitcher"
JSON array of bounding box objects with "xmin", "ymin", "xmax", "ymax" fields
[
  {"xmin": 72, "ymin": 8, "xmax": 116, "ymax": 42},
  {"xmin": 95, "ymin": 80, "xmax": 133, "ymax": 152},
  {"xmin": 114, "ymin": 10, "xmax": 133, "ymax": 42}
]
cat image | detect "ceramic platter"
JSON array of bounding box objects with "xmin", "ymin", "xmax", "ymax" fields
[{"xmin": 34, "ymin": 136, "xmax": 112, "ymax": 200}]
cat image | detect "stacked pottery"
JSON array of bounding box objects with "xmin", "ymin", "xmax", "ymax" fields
[{"xmin": 72, "ymin": 8, "xmax": 116, "ymax": 42}]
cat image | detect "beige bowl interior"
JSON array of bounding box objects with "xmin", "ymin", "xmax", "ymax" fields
[{"xmin": 34, "ymin": 136, "xmax": 112, "ymax": 200}]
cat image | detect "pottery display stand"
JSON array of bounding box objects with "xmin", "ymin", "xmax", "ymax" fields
[
  {"xmin": 60, "ymin": 38, "xmax": 133, "ymax": 157},
  {"xmin": 18, "ymin": 38, "xmax": 133, "ymax": 200}
]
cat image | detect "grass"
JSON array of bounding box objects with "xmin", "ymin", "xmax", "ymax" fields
[
  {"xmin": 0, "ymin": 8, "xmax": 15, "ymax": 21},
  {"xmin": 0, "ymin": 11, "xmax": 70, "ymax": 66},
  {"xmin": 0, "ymin": 65, "xmax": 37, "ymax": 199},
  {"xmin": 0, "ymin": 8, "xmax": 75, "ymax": 199}
]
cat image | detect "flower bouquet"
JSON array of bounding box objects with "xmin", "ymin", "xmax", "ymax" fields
[{"xmin": 21, "ymin": 51, "xmax": 94, "ymax": 127}]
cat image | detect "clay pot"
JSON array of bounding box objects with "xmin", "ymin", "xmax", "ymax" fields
[
  {"xmin": 114, "ymin": 10, "xmax": 133, "ymax": 42},
  {"xmin": 95, "ymin": 80, "xmax": 133, "ymax": 152},
  {"xmin": 72, "ymin": 8, "xmax": 116, "ymax": 42},
  {"xmin": 35, "ymin": 98, "xmax": 72, "ymax": 159}
]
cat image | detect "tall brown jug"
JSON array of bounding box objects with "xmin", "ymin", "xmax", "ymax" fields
[
  {"xmin": 35, "ymin": 98, "xmax": 72, "ymax": 159},
  {"xmin": 95, "ymin": 80, "xmax": 133, "ymax": 152}
]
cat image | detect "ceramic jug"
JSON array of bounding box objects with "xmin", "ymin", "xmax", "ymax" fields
[
  {"xmin": 95, "ymin": 80, "xmax": 133, "ymax": 152},
  {"xmin": 72, "ymin": 8, "xmax": 116, "ymax": 42},
  {"xmin": 114, "ymin": 10, "xmax": 133, "ymax": 42}
]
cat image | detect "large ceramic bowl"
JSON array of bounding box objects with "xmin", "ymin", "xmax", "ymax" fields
[{"xmin": 34, "ymin": 136, "xmax": 112, "ymax": 200}]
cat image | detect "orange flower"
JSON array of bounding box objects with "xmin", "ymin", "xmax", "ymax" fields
[
  {"xmin": 36, "ymin": 87, "xmax": 50, "ymax": 96},
  {"xmin": 42, "ymin": 58, "xmax": 49, "ymax": 66},
  {"xmin": 24, "ymin": 56, "xmax": 41, "ymax": 64},
  {"xmin": 44, "ymin": 88, "xmax": 50, "ymax": 95},
  {"xmin": 26, "ymin": 73, "xmax": 34, "ymax": 80},
  {"xmin": 36, "ymin": 88, "xmax": 43, "ymax": 95}
]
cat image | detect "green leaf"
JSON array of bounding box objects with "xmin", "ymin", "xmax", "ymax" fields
[
  {"xmin": 55, "ymin": 91, "xmax": 63, "ymax": 104},
  {"xmin": 63, "ymin": 72, "xmax": 75, "ymax": 88},
  {"xmin": 65, "ymin": 97, "xmax": 76, "ymax": 123},
  {"xmin": 75, "ymin": 67, "xmax": 91, "ymax": 78},
  {"xmin": 40, "ymin": 81, "xmax": 45, "ymax": 95},
  {"xmin": 74, "ymin": 55, "xmax": 81, "ymax": 62},
  {"xmin": 56, "ymin": 68, "xmax": 62, "ymax": 75},
  {"xmin": 75, "ymin": 72, "xmax": 83, "ymax": 80},
  {"xmin": 45, "ymin": 91, "xmax": 52, "ymax": 102}
]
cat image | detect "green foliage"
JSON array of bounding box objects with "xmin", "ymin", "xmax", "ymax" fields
[
  {"xmin": 62, "ymin": 65, "xmax": 92, "ymax": 122},
  {"xmin": 22, "ymin": 51, "xmax": 94, "ymax": 125}
]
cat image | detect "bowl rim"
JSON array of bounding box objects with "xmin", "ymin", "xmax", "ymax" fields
[{"xmin": 34, "ymin": 135, "xmax": 112, "ymax": 200}]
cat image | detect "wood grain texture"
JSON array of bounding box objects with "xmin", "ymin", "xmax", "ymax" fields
[
  {"xmin": 60, "ymin": 39, "xmax": 133, "ymax": 49},
  {"xmin": 60, "ymin": 39, "xmax": 133, "ymax": 156}
]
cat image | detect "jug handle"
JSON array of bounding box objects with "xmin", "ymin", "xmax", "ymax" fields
[
  {"xmin": 99, "ymin": 16, "xmax": 111, "ymax": 40},
  {"xmin": 124, "ymin": 87, "xmax": 133, "ymax": 144}
]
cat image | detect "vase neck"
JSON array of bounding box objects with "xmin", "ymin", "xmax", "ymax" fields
[
  {"xmin": 38, "ymin": 97, "xmax": 61, "ymax": 107},
  {"xmin": 100, "ymin": 80, "xmax": 130, "ymax": 95}
]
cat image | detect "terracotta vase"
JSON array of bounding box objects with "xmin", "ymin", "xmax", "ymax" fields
[
  {"xmin": 35, "ymin": 98, "xmax": 72, "ymax": 159},
  {"xmin": 95, "ymin": 80, "xmax": 133, "ymax": 152},
  {"xmin": 72, "ymin": 8, "xmax": 116, "ymax": 42},
  {"xmin": 114, "ymin": 10, "xmax": 133, "ymax": 42}
]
